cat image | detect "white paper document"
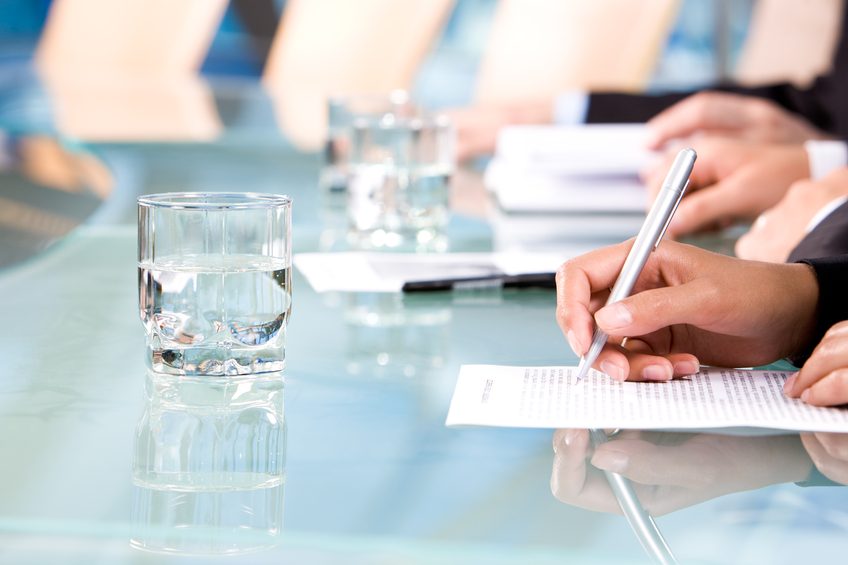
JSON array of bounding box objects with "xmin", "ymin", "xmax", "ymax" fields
[
  {"xmin": 485, "ymin": 124, "xmax": 656, "ymax": 213},
  {"xmin": 446, "ymin": 365, "xmax": 848, "ymax": 433},
  {"xmin": 494, "ymin": 124, "xmax": 655, "ymax": 175},
  {"xmin": 294, "ymin": 252, "xmax": 567, "ymax": 293},
  {"xmin": 486, "ymin": 161, "xmax": 647, "ymax": 213}
]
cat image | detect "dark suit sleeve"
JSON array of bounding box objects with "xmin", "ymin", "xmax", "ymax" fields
[
  {"xmin": 790, "ymin": 255, "xmax": 848, "ymax": 365},
  {"xmin": 788, "ymin": 199, "xmax": 848, "ymax": 264},
  {"xmin": 585, "ymin": 91, "xmax": 690, "ymax": 123},
  {"xmin": 584, "ymin": 86, "xmax": 780, "ymax": 123},
  {"xmin": 585, "ymin": 81, "xmax": 833, "ymax": 129}
]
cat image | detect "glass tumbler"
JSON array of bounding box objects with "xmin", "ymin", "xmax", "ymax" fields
[
  {"xmin": 138, "ymin": 193, "xmax": 292, "ymax": 376},
  {"xmin": 323, "ymin": 90, "xmax": 418, "ymax": 192},
  {"xmin": 347, "ymin": 113, "xmax": 455, "ymax": 251}
]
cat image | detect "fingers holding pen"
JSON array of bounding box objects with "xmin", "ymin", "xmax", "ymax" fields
[
  {"xmin": 593, "ymin": 281, "xmax": 719, "ymax": 338},
  {"xmin": 556, "ymin": 241, "xmax": 635, "ymax": 355},
  {"xmin": 592, "ymin": 338, "xmax": 699, "ymax": 383}
]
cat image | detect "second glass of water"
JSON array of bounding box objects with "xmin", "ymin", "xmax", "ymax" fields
[
  {"xmin": 348, "ymin": 114, "xmax": 455, "ymax": 251},
  {"xmin": 138, "ymin": 192, "xmax": 292, "ymax": 376}
]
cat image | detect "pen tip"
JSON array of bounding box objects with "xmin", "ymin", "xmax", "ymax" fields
[{"xmin": 575, "ymin": 357, "xmax": 588, "ymax": 381}]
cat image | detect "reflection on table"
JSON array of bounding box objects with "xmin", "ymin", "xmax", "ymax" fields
[
  {"xmin": 0, "ymin": 134, "xmax": 112, "ymax": 269},
  {"xmin": 551, "ymin": 428, "xmax": 846, "ymax": 517},
  {"xmin": 132, "ymin": 370, "xmax": 286, "ymax": 554}
]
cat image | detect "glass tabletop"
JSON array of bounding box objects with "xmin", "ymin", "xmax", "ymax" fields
[{"xmin": 0, "ymin": 78, "xmax": 845, "ymax": 565}]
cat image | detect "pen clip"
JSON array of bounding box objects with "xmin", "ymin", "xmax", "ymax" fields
[{"xmin": 653, "ymin": 180, "xmax": 688, "ymax": 251}]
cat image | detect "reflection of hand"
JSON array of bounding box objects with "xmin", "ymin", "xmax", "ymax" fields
[
  {"xmin": 736, "ymin": 168, "xmax": 848, "ymax": 263},
  {"xmin": 445, "ymin": 100, "xmax": 553, "ymax": 162},
  {"xmin": 641, "ymin": 137, "xmax": 809, "ymax": 237},
  {"xmin": 785, "ymin": 321, "xmax": 848, "ymax": 406},
  {"xmin": 551, "ymin": 429, "xmax": 812, "ymax": 515},
  {"xmin": 556, "ymin": 240, "xmax": 819, "ymax": 382},
  {"xmin": 644, "ymin": 91, "xmax": 828, "ymax": 150},
  {"xmin": 801, "ymin": 432, "xmax": 848, "ymax": 484}
]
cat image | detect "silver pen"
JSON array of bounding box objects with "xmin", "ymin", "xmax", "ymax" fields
[
  {"xmin": 575, "ymin": 147, "xmax": 696, "ymax": 381},
  {"xmin": 575, "ymin": 151, "xmax": 695, "ymax": 564}
]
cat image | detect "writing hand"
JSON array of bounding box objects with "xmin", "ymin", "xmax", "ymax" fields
[{"xmin": 556, "ymin": 240, "xmax": 818, "ymax": 381}]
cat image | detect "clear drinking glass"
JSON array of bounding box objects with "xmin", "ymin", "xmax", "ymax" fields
[
  {"xmin": 347, "ymin": 113, "xmax": 455, "ymax": 251},
  {"xmin": 138, "ymin": 192, "xmax": 292, "ymax": 376},
  {"xmin": 323, "ymin": 90, "xmax": 418, "ymax": 192}
]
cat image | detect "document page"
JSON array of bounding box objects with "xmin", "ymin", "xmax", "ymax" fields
[
  {"xmin": 485, "ymin": 124, "xmax": 654, "ymax": 213},
  {"xmin": 494, "ymin": 124, "xmax": 654, "ymax": 174},
  {"xmin": 487, "ymin": 162, "xmax": 647, "ymax": 213},
  {"xmin": 446, "ymin": 365, "xmax": 848, "ymax": 433},
  {"xmin": 294, "ymin": 252, "xmax": 568, "ymax": 293}
]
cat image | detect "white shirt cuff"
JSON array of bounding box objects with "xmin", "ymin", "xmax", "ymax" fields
[
  {"xmin": 804, "ymin": 195, "xmax": 848, "ymax": 233},
  {"xmin": 553, "ymin": 91, "xmax": 589, "ymax": 125},
  {"xmin": 805, "ymin": 140, "xmax": 848, "ymax": 180}
]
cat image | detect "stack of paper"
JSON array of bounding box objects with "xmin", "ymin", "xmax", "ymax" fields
[{"xmin": 485, "ymin": 124, "xmax": 657, "ymax": 213}]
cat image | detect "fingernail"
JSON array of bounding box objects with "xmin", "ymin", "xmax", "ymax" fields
[
  {"xmin": 595, "ymin": 303, "xmax": 633, "ymax": 331},
  {"xmin": 564, "ymin": 429, "xmax": 581, "ymax": 447},
  {"xmin": 642, "ymin": 364, "xmax": 672, "ymax": 381},
  {"xmin": 592, "ymin": 450, "xmax": 629, "ymax": 473},
  {"xmin": 783, "ymin": 375, "xmax": 797, "ymax": 395},
  {"xmin": 567, "ymin": 330, "xmax": 582, "ymax": 356},
  {"xmin": 600, "ymin": 361, "xmax": 626, "ymax": 382},
  {"xmin": 673, "ymin": 361, "xmax": 699, "ymax": 376},
  {"xmin": 801, "ymin": 389, "xmax": 811, "ymax": 403}
]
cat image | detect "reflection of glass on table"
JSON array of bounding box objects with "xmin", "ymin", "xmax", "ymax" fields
[
  {"xmin": 344, "ymin": 293, "xmax": 451, "ymax": 378},
  {"xmin": 131, "ymin": 370, "xmax": 286, "ymax": 554}
]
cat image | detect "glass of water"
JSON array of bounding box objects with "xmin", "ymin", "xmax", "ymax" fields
[
  {"xmin": 138, "ymin": 193, "xmax": 292, "ymax": 376},
  {"xmin": 347, "ymin": 113, "xmax": 455, "ymax": 251},
  {"xmin": 323, "ymin": 90, "xmax": 417, "ymax": 192}
]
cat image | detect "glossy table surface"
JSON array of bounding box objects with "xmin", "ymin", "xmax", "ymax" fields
[{"xmin": 0, "ymin": 78, "xmax": 847, "ymax": 565}]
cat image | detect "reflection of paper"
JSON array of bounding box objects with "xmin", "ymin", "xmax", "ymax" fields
[
  {"xmin": 446, "ymin": 365, "xmax": 848, "ymax": 433},
  {"xmin": 294, "ymin": 252, "xmax": 566, "ymax": 293}
]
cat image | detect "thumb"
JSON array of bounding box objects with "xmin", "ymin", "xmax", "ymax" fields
[
  {"xmin": 594, "ymin": 282, "xmax": 715, "ymax": 337},
  {"xmin": 592, "ymin": 439, "xmax": 716, "ymax": 488}
]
